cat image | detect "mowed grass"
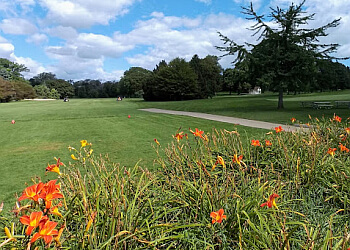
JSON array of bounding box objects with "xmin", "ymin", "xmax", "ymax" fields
[
  {"xmin": 0, "ymin": 98, "xmax": 264, "ymax": 207},
  {"xmin": 139, "ymin": 90, "xmax": 350, "ymax": 124},
  {"xmin": 1, "ymin": 90, "xmax": 349, "ymax": 208}
]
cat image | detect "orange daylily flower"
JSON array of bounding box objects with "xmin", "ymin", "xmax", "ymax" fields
[
  {"xmin": 190, "ymin": 128, "xmax": 205, "ymax": 139},
  {"xmin": 154, "ymin": 138, "xmax": 160, "ymax": 146},
  {"xmin": 185, "ymin": 133, "xmax": 188, "ymax": 139},
  {"xmin": 333, "ymin": 115, "xmax": 342, "ymax": 123},
  {"xmin": 265, "ymin": 140, "xmax": 272, "ymax": 146},
  {"xmin": 41, "ymin": 180, "xmax": 64, "ymax": 209},
  {"xmin": 18, "ymin": 183, "xmax": 44, "ymax": 202},
  {"xmin": 46, "ymin": 158, "xmax": 64, "ymax": 175},
  {"xmin": 274, "ymin": 126, "xmax": 284, "ymax": 133},
  {"xmin": 49, "ymin": 202, "xmax": 63, "ymax": 217},
  {"xmin": 327, "ymin": 148, "xmax": 337, "ymax": 157},
  {"xmin": 30, "ymin": 220, "xmax": 59, "ymax": 246},
  {"xmin": 251, "ymin": 140, "xmax": 261, "ymax": 147},
  {"xmin": 290, "ymin": 118, "xmax": 296, "ymax": 123},
  {"xmin": 173, "ymin": 132, "xmax": 184, "ymax": 142},
  {"xmin": 339, "ymin": 143, "xmax": 350, "ymax": 153},
  {"xmin": 232, "ymin": 154, "xmax": 243, "ymax": 166},
  {"xmin": 20, "ymin": 211, "xmax": 48, "ymax": 236},
  {"xmin": 210, "ymin": 208, "xmax": 227, "ymax": 224},
  {"xmin": 212, "ymin": 156, "xmax": 225, "ymax": 170},
  {"xmin": 260, "ymin": 193, "xmax": 279, "ymax": 209}
]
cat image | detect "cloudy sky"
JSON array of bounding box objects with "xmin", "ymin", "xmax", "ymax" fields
[{"xmin": 0, "ymin": 0, "xmax": 349, "ymax": 81}]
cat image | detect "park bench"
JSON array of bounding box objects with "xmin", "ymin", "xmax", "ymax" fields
[
  {"xmin": 335, "ymin": 101, "xmax": 350, "ymax": 108},
  {"xmin": 313, "ymin": 102, "xmax": 333, "ymax": 109}
]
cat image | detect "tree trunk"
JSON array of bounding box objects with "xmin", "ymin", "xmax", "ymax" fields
[{"xmin": 278, "ymin": 87, "xmax": 284, "ymax": 109}]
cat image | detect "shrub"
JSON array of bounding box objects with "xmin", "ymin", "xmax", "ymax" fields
[{"xmin": 1, "ymin": 115, "xmax": 350, "ymax": 249}]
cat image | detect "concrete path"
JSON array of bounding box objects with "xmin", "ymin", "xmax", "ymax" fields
[{"xmin": 140, "ymin": 108, "xmax": 305, "ymax": 132}]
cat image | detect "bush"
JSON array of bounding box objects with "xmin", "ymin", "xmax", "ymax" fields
[
  {"xmin": 0, "ymin": 78, "xmax": 36, "ymax": 102},
  {"xmin": 1, "ymin": 115, "xmax": 350, "ymax": 249}
]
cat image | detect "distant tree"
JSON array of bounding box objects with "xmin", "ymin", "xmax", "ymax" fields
[
  {"xmin": 189, "ymin": 55, "xmax": 223, "ymax": 98},
  {"xmin": 12, "ymin": 80, "xmax": 36, "ymax": 100},
  {"xmin": 46, "ymin": 79, "xmax": 74, "ymax": 98},
  {"xmin": 143, "ymin": 58, "xmax": 199, "ymax": 101},
  {"xmin": 0, "ymin": 78, "xmax": 15, "ymax": 102},
  {"xmin": 0, "ymin": 78, "xmax": 36, "ymax": 102},
  {"xmin": 119, "ymin": 67, "xmax": 152, "ymax": 97},
  {"xmin": 0, "ymin": 58, "xmax": 29, "ymax": 81},
  {"xmin": 34, "ymin": 85, "xmax": 50, "ymax": 98},
  {"xmin": 222, "ymin": 68, "xmax": 235, "ymax": 94},
  {"xmin": 73, "ymin": 79, "xmax": 103, "ymax": 98},
  {"xmin": 217, "ymin": 0, "xmax": 348, "ymax": 109},
  {"xmin": 100, "ymin": 81, "xmax": 119, "ymax": 98},
  {"xmin": 47, "ymin": 88, "xmax": 60, "ymax": 99},
  {"xmin": 29, "ymin": 72, "xmax": 56, "ymax": 86}
]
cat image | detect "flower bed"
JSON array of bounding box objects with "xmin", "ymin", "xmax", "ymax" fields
[{"xmin": 1, "ymin": 114, "xmax": 350, "ymax": 249}]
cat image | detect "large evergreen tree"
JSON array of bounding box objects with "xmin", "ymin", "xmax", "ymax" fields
[{"xmin": 217, "ymin": 0, "xmax": 348, "ymax": 109}]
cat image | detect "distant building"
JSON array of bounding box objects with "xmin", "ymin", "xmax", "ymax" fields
[{"xmin": 249, "ymin": 86, "xmax": 261, "ymax": 95}]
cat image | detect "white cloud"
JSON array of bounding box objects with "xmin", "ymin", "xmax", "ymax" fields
[
  {"xmin": 0, "ymin": 18, "xmax": 37, "ymax": 35},
  {"xmin": 47, "ymin": 26, "xmax": 78, "ymax": 40},
  {"xmin": 26, "ymin": 33, "xmax": 48, "ymax": 45},
  {"xmin": 116, "ymin": 12, "xmax": 254, "ymax": 69},
  {"xmin": 44, "ymin": 55, "xmax": 122, "ymax": 81},
  {"xmin": 39, "ymin": 0, "xmax": 138, "ymax": 28},
  {"xmin": 0, "ymin": 42, "xmax": 14, "ymax": 58}
]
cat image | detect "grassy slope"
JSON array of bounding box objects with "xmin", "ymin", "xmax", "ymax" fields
[{"xmin": 0, "ymin": 98, "xmax": 263, "ymax": 207}]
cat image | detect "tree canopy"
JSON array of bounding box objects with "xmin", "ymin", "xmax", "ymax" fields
[
  {"xmin": 217, "ymin": 0, "xmax": 348, "ymax": 109},
  {"xmin": 0, "ymin": 58, "xmax": 29, "ymax": 81},
  {"xmin": 143, "ymin": 55, "xmax": 222, "ymax": 101}
]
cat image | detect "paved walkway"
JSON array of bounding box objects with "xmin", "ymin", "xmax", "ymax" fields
[{"xmin": 140, "ymin": 108, "xmax": 306, "ymax": 132}]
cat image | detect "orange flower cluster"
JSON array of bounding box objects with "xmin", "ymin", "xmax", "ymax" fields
[
  {"xmin": 260, "ymin": 193, "xmax": 279, "ymax": 209},
  {"xmin": 333, "ymin": 115, "xmax": 342, "ymax": 123},
  {"xmin": 46, "ymin": 157, "xmax": 64, "ymax": 175},
  {"xmin": 210, "ymin": 209, "xmax": 226, "ymax": 224},
  {"xmin": 251, "ymin": 140, "xmax": 261, "ymax": 147},
  {"xmin": 173, "ymin": 131, "xmax": 184, "ymax": 142},
  {"xmin": 275, "ymin": 126, "xmax": 284, "ymax": 133},
  {"xmin": 18, "ymin": 179, "xmax": 64, "ymax": 247},
  {"xmin": 339, "ymin": 143, "xmax": 350, "ymax": 153},
  {"xmin": 190, "ymin": 128, "xmax": 205, "ymax": 139},
  {"xmin": 327, "ymin": 148, "xmax": 337, "ymax": 157}
]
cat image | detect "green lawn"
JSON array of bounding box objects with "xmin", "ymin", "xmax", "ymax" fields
[
  {"xmin": 139, "ymin": 90, "xmax": 350, "ymax": 124},
  {"xmin": 1, "ymin": 91, "xmax": 349, "ymax": 208},
  {"xmin": 0, "ymin": 98, "xmax": 263, "ymax": 207}
]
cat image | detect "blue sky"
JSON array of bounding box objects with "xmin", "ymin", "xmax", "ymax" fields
[{"xmin": 0, "ymin": 0, "xmax": 349, "ymax": 81}]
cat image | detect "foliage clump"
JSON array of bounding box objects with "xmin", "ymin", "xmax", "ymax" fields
[{"xmin": 1, "ymin": 115, "xmax": 350, "ymax": 249}]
